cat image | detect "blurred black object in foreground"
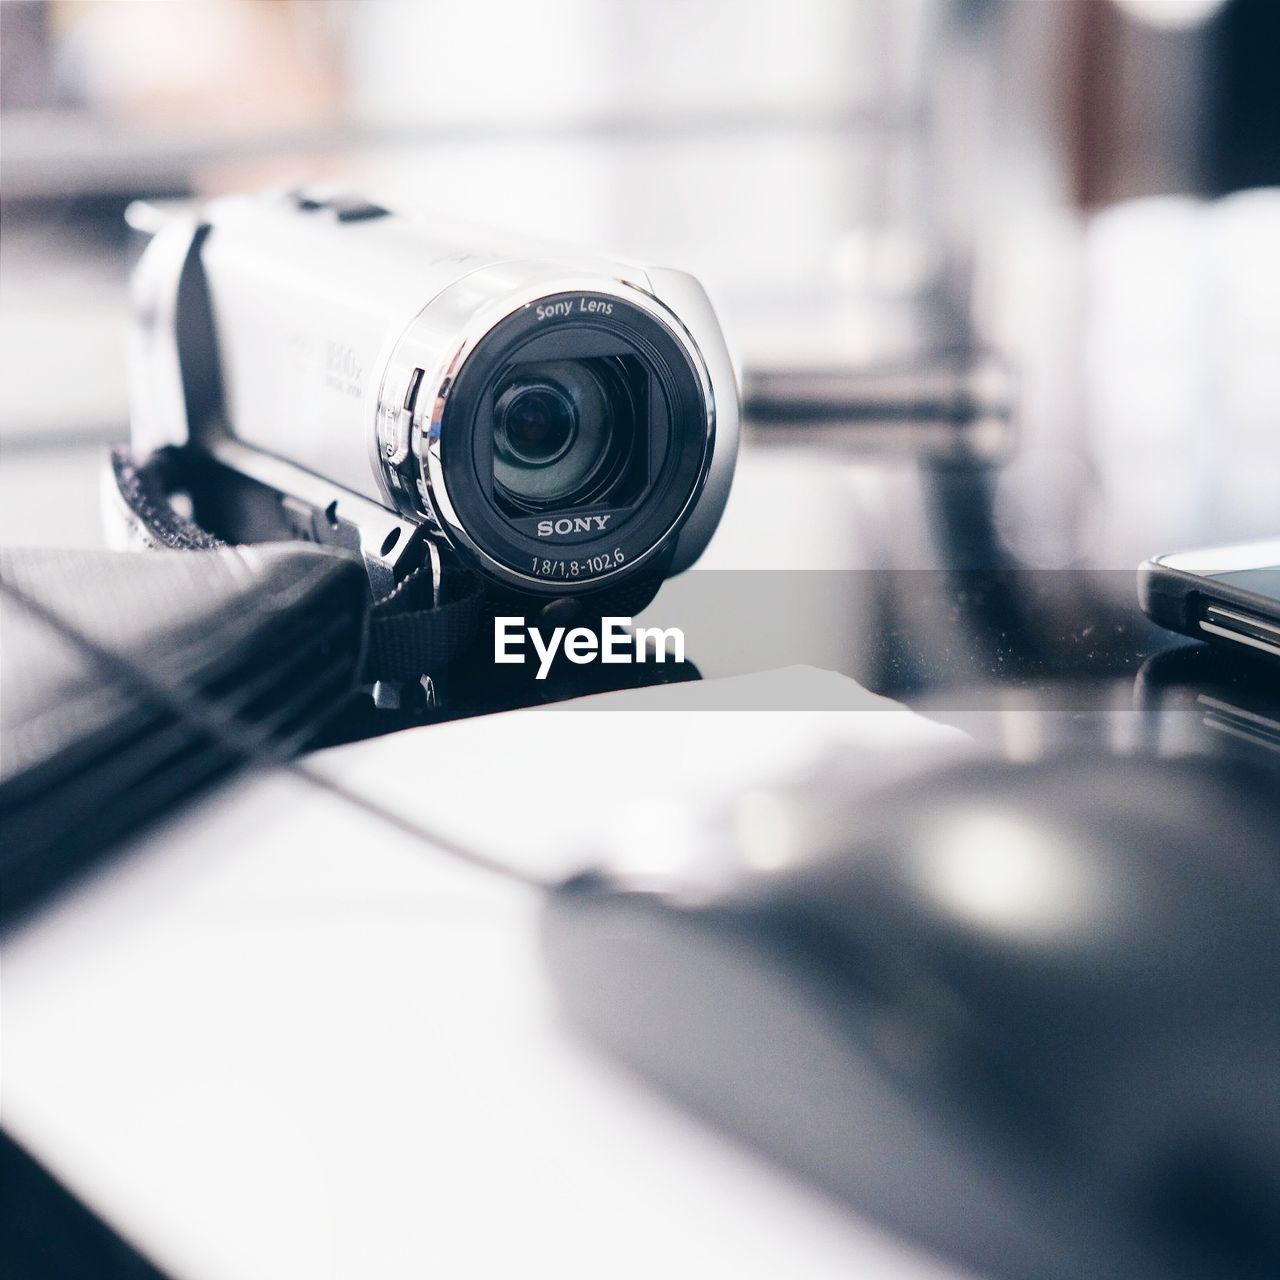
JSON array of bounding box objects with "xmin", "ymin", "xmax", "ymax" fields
[
  {"xmin": 0, "ymin": 545, "xmax": 367, "ymax": 928},
  {"xmin": 545, "ymin": 749, "xmax": 1280, "ymax": 1280},
  {"xmin": 0, "ymin": 1131, "xmax": 170, "ymax": 1280}
]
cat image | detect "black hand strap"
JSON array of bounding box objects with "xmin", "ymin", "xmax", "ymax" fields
[
  {"xmin": 107, "ymin": 445, "xmax": 488, "ymax": 687},
  {"xmin": 361, "ymin": 559, "xmax": 489, "ymax": 683}
]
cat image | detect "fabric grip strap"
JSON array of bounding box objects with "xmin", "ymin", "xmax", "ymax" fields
[{"xmin": 107, "ymin": 445, "xmax": 488, "ymax": 686}]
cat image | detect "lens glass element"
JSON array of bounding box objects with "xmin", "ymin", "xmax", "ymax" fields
[
  {"xmin": 495, "ymin": 381, "xmax": 577, "ymax": 465},
  {"xmin": 491, "ymin": 357, "xmax": 644, "ymax": 513}
]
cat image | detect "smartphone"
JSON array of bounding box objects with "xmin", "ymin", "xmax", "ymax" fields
[{"xmin": 1139, "ymin": 539, "xmax": 1280, "ymax": 666}]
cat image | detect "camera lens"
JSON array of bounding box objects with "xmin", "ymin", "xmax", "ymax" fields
[
  {"xmin": 491, "ymin": 359, "xmax": 639, "ymax": 512},
  {"xmin": 434, "ymin": 289, "xmax": 718, "ymax": 590}
]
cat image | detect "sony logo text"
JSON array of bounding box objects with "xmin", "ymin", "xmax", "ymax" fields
[
  {"xmin": 537, "ymin": 514, "xmax": 612, "ymax": 537},
  {"xmin": 495, "ymin": 616, "xmax": 685, "ymax": 680}
]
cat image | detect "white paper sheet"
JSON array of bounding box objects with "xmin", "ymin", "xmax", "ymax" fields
[{"xmin": 2, "ymin": 669, "xmax": 976, "ymax": 1280}]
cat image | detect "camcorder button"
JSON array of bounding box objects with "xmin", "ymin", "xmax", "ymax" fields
[
  {"xmin": 331, "ymin": 196, "xmax": 391, "ymax": 223},
  {"xmin": 283, "ymin": 189, "xmax": 390, "ymax": 221}
]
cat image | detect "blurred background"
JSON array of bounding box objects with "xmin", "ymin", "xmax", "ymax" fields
[
  {"xmin": 4, "ymin": 15, "xmax": 1280, "ymax": 1273},
  {"xmin": 1, "ymin": 0, "xmax": 1278, "ymax": 578}
]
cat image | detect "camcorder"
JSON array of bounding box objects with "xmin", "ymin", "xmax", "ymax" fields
[{"xmin": 126, "ymin": 188, "xmax": 739, "ymax": 692}]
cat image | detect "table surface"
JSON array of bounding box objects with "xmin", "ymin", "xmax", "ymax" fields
[
  {"xmin": 4, "ymin": 194, "xmax": 1280, "ymax": 1279},
  {"xmin": 3, "ymin": 676, "xmax": 990, "ymax": 1280}
]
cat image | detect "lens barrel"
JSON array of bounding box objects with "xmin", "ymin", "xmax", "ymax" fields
[{"xmin": 399, "ymin": 286, "xmax": 718, "ymax": 595}]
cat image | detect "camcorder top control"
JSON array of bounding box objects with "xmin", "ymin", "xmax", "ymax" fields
[{"xmin": 127, "ymin": 188, "xmax": 740, "ymax": 627}]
